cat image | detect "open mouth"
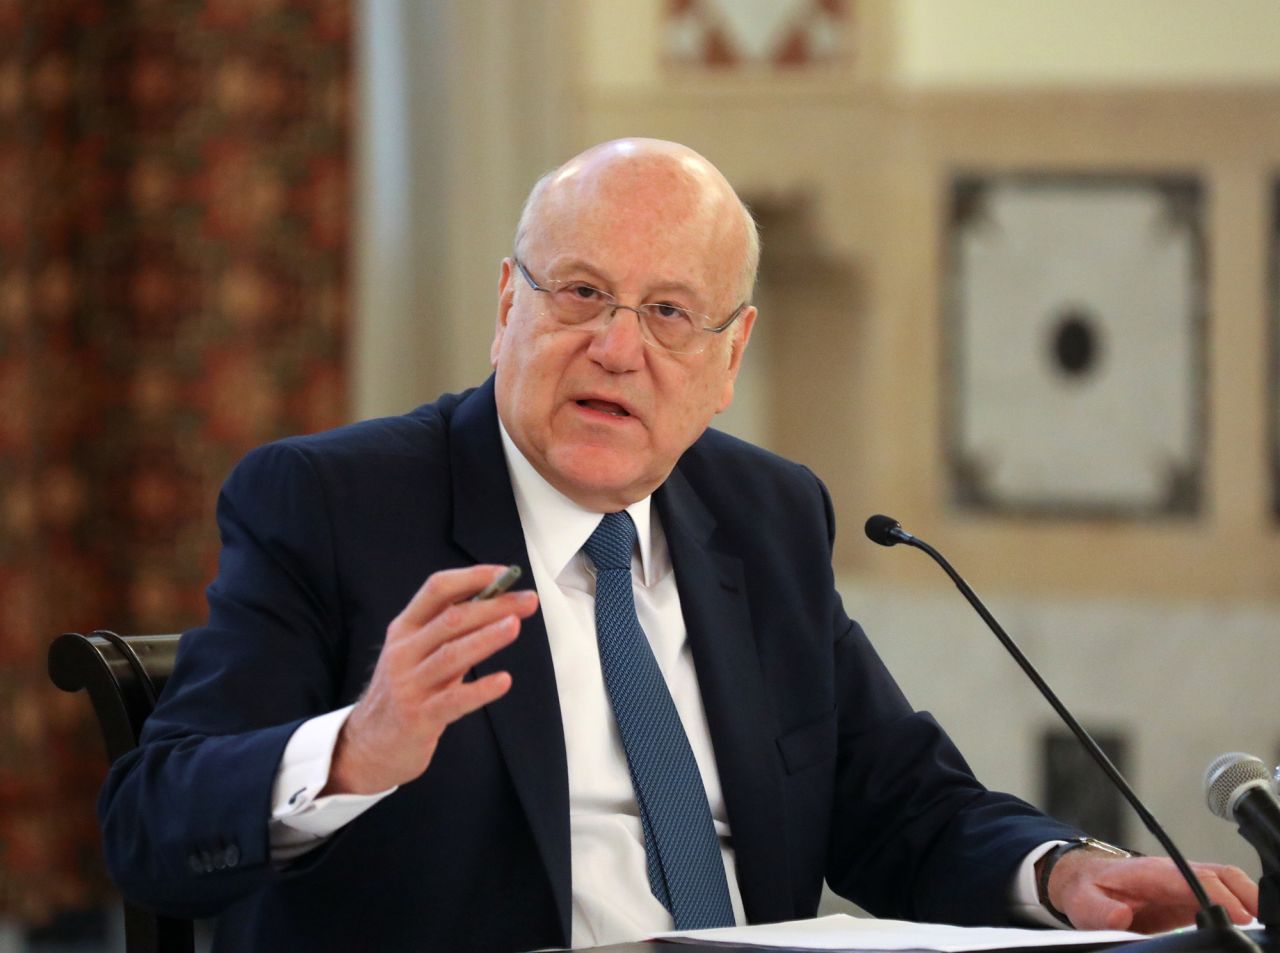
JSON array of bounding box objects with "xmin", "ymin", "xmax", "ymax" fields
[{"xmin": 576, "ymin": 399, "xmax": 630, "ymax": 417}]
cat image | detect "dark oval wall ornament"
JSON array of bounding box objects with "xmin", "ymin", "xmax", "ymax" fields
[{"xmin": 1050, "ymin": 307, "xmax": 1103, "ymax": 379}]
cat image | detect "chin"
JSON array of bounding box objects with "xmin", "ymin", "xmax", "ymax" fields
[{"xmin": 552, "ymin": 449, "xmax": 652, "ymax": 508}]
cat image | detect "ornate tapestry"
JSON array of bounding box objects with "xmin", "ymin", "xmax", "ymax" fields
[{"xmin": 0, "ymin": 0, "xmax": 350, "ymax": 923}]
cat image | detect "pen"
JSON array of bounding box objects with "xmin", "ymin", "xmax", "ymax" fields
[{"xmin": 470, "ymin": 564, "xmax": 522, "ymax": 601}]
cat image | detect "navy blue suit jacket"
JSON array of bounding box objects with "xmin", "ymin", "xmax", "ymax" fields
[{"xmin": 99, "ymin": 378, "xmax": 1078, "ymax": 952}]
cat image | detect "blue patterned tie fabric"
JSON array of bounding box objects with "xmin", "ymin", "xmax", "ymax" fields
[{"xmin": 582, "ymin": 511, "xmax": 735, "ymax": 930}]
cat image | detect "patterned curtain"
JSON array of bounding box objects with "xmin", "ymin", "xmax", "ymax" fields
[{"xmin": 0, "ymin": 0, "xmax": 350, "ymax": 924}]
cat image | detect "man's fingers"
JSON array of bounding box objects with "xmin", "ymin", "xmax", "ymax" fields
[
  {"xmin": 401, "ymin": 589, "xmax": 537, "ymax": 668},
  {"xmin": 1100, "ymin": 899, "xmax": 1135, "ymax": 932},
  {"xmin": 413, "ymin": 614, "xmax": 522, "ymax": 690},
  {"xmin": 1085, "ymin": 859, "xmax": 1260, "ymax": 934},
  {"xmin": 384, "ymin": 583, "xmax": 536, "ymax": 676},
  {"xmin": 424, "ymin": 670, "xmax": 514, "ymax": 726},
  {"xmin": 1192, "ymin": 867, "xmax": 1258, "ymax": 924},
  {"xmin": 1195, "ymin": 864, "xmax": 1259, "ymax": 918},
  {"xmin": 1064, "ymin": 882, "xmax": 1134, "ymax": 931},
  {"xmin": 1215, "ymin": 864, "xmax": 1261, "ymax": 910},
  {"xmin": 1104, "ymin": 858, "xmax": 1199, "ymax": 900},
  {"xmin": 334, "ymin": 565, "xmax": 537, "ymax": 791},
  {"xmin": 1055, "ymin": 855, "xmax": 1261, "ymax": 936},
  {"xmin": 1109, "ymin": 860, "xmax": 1257, "ymax": 923},
  {"xmin": 397, "ymin": 564, "xmax": 518, "ymax": 628}
]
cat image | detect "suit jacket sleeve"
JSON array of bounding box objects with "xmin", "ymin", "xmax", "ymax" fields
[{"xmin": 98, "ymin": 440, "xmax": 349, "ymax": 916}]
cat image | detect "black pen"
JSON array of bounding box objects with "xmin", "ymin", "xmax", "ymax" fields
[{"xmin": 470, "ymin": 565, "xmax": 522, "ymax": 601}]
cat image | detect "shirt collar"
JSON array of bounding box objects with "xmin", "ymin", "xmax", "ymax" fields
[{"xmin": 497, "ymin": 419, "xmax": 657, "ymax": 586}]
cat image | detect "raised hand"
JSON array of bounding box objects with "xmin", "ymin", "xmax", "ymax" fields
[{"xmin": 323, "ymin": 565, "xmax": 539, "ymax": 795}]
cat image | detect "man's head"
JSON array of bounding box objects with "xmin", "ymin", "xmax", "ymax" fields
[{"xmin": 490, "ymin": 138, "xmax": 759, "ymax": 512}]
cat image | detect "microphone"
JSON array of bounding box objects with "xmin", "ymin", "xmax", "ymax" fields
[
  {"xmin": 864, "ymin": 514, "xmax": 913, "ymax": 547},
  {"xmin": 865, "ymin": 514, "xmax": 1259, "ymax": 953},
  {"xmin": 1206, "ymin": 753, "xmax": 1280, "ymax": 886},
  {"xmin": 1206, "ymin": 753, "xmax": 1280, "ymax": 867}
]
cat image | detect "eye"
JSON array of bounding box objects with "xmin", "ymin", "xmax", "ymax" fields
[
  {"xmin": 564, "ymin": 282, "xmax": 605, "ymax": 302},
  {"xmin": 650, "ymin": 303, "xmax": 693, "ymax": 322}
]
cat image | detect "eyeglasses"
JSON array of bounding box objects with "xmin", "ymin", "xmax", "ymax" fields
[{"xmin": 513, "ymin": 258, "xmax": 746, "ymax": 355}]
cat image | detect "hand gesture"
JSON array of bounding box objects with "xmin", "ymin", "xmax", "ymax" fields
[{"xmin": 324, "ymin": 565, "xmax": 539, "ymax": 795}]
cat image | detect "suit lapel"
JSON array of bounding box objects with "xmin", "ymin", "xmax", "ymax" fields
[
  {"xmin": 656, "ymin": 467, "xmax": 793, "ymax": 924},
  {"xmin": 446, "ymin": 382, "xmax": 790, "ymax": 930},
  {"xmin": 448, "ymin": 379, "xmax": 572, "ymax": 941}
]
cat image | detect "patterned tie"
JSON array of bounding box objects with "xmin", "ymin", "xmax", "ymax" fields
[{"xmin": 582, "ymin": 511, "xmax": 735, "ymax": 930}]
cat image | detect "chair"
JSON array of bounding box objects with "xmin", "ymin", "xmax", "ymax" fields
[{"xmin": 48, "ymin": 631, "xmax": 195, "ymax": 953}]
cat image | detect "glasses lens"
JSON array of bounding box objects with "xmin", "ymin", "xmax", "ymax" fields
[
  {"xmin": 535, "ymin": 273, "xmax": 708, "ymax": 353},
  {"xmin": 639, "ymin": 305, "xmax": 698, "ymax": 351},
  {"xmin": 548, "ymin": 283, "xmax": 612, "ymax": 325}
]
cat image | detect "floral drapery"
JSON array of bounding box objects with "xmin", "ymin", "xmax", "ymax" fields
[{"xmin": 0, "ymin": 0, "xmax": 350, "ymax": 923}]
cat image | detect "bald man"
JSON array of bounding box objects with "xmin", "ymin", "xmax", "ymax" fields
[{"xmin": 99, "ymin": 140, "xmax": 1256, "ymax": 952}]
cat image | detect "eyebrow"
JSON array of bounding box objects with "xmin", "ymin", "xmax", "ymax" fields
[{"xmin": 547, "ymin": 257, "xmax": 707, "ymax": 307}]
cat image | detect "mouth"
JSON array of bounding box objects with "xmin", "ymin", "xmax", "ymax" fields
[{"xmin": 575, "ymin": 398, "xmax": 632, "ymax": 418}]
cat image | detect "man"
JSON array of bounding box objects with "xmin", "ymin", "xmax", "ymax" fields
[{"xmin": 99, "ymin": 139, "xmax": 1257, "ymax": 951}]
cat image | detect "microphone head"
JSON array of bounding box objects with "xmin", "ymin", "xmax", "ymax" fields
[
  {"xmin": 865, "ymin": 514, "xmax": 904, "ymax": 547},
  {"xmin": 1204, "ymin": 751, "xmax": 1270, "ymax": 819}
]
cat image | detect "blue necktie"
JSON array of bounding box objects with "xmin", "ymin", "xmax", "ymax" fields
[{"xmin": 582, "ymin": 511, "xmax": 735, "ymax": 930}]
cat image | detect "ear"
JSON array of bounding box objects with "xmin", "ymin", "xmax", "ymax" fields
[
  {"xmin": 715, "ymin": 305, "xmax": 756, "ymax": 413},
  {"xmin": 491, "ymin": 258, "xmax": 516, "ymax": 368}
]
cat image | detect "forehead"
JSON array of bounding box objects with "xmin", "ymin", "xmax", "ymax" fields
[{"xmin": 524, "ymin": 156, "xmax": 743, "ymax": 300}]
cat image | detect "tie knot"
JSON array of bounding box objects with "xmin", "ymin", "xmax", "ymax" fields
[{"xmin": 583, "ymin": 511, "xmax": 637, "ymax": 572}]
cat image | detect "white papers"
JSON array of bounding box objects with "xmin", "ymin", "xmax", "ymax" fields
[{"xmin": 659, "ymin": 913, "xmax": 1146, "ymax": 951}]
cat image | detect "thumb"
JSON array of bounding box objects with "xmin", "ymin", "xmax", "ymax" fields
[{"xmin": 1065, "ymin": 883, "xmax": 1135, "ymax": 931}]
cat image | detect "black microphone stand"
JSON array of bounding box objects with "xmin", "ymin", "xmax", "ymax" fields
[
  {"xmin": 866, "ymin": 516, "xmax": 1260, "ymax": 953},
  {"xmin": 1259, "ymin": 872, "xmax": 1279, "ymax": 946},
  {"xmin": 1232, "ymin": 797, "xmax": 1280, "ymax": 948}
]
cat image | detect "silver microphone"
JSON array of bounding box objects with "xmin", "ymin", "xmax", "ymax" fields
[
  {"xmin": 1205, "ymin": 752, "xmax": 1273, "ymax": 821},
  {"xmin": 1204, "ymin": 751, "xmax": 1280, "ymax": 884}
]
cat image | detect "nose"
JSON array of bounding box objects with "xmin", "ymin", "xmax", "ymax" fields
[{"xmin": 587, "ymin": 305, "xmax": 647, "ymax": 372}]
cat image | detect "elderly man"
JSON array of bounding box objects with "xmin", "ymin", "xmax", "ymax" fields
[{"xmin": 99, "ymin": 139, "xmax": 1257, "ymax": 952}]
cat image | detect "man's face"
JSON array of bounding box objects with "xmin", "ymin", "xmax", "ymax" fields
[{"xmin": 490, "ymin": 149, "xmax": 755, "ymax": 512}]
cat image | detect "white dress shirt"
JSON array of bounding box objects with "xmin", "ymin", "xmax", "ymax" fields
[
  {"xmin": 266, "ymin": 423, "xmax": 1058, "ymax": 941},
  {"xmin": 498, "ymin": 423, "xmax": 745, "ymax": 947}
]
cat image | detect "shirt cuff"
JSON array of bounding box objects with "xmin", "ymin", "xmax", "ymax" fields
[
  {"xmin": 268, "ymin": 705, "xmax": 398, "ymax": 863},
  {"xmin": 1010, "ymin": 840, "xmax": 1071, "ymax": 928}
]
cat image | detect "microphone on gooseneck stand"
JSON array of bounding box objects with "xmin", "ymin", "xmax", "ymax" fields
[
  {"xmin": 864, "ymin": 514, "xmax": 1260, "ymax": 953},
  {"xmin": 1205, "ymin": 753, "xmax": 1280, "ymax": 935}
]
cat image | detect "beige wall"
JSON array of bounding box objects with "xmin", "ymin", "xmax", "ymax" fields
[
  {"xmin": 353, "ymin": 0, "xmax": 578, "ymax": 416},
  {"xmin": 897, "ymin": 0, "xmax": 1280, "ymax": 87},
  {"xmin": 570, "ymin": 0, "xmax": 1280, "ymax": 604},
  {"xmin": 583, "ymin": 0, "xmax": 1280, "ymax": 90}
]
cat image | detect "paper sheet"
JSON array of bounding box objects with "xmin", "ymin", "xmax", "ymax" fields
[{"xmin": 658, "ymin": 913, "xmax": 1147, "ymax": 951}]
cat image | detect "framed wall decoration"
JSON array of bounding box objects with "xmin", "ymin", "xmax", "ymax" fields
[
  {"xmin": 662, "ymin": 0, "xmax": 850, "ymax": 70},
  {"xmin": 944, "ymin": 174, "xmax": 1206, "ymax": 517}
]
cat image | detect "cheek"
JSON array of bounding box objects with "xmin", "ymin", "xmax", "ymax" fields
[
  {"xmin": 499, "ymin": 328, "xmax": 572, "ymax": 413},
  {"xmin": 497, "ymin": 320, "xmax": 540, "ymax": 378},
  {"xmin": 655, "ymin": 367, "xmax": 723, "ymax": 443},
  {"xmin": 689, "ymin": 358, "xmax": 732, "ymax": 406}
]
